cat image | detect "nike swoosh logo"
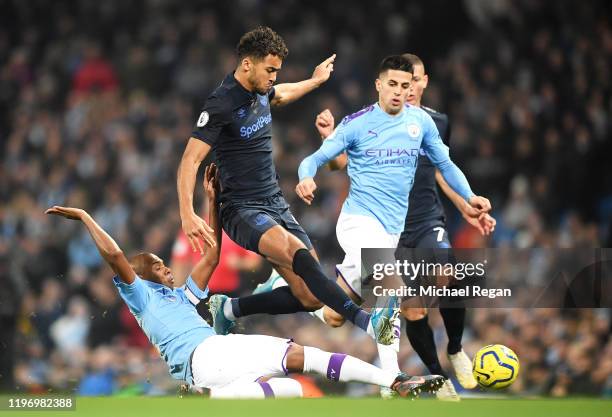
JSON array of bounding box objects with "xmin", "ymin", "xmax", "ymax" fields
[{"xmin": 367, "ymin": 130, "xmax": 378, "ymax": 137}]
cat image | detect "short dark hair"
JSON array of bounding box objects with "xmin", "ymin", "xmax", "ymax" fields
[
  {"xmin": 236, "ymin": 26, "xmax": 289, "ymax": 61},
  {"xmin": 401, "ymin": 53, "xmax": 425, "ymax": 70},
  {"xmin": 378, "ymin": 55, "xmax": 413, "ymax": 76}
]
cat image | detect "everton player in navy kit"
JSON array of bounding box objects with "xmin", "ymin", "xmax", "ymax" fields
[{"xmin": 177, "ymin": 27, "xmax": 396, "ymax": 344}]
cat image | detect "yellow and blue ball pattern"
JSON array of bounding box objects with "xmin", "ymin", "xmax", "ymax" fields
[{"xmin": 472, "ymin": 344, "xmax": 520, "ymax": 389}]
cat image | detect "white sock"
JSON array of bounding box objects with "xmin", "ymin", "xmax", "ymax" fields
[
  {"xmin": 303, "ymin": 346, "xmax": 396, "ymax": 388},
  {"xmin": 209, "ymin": 378, "xmax": 302, "ymax": 399},
  {"xmin": 266, "ymin": 378, "xmax": 303, "ymax": 398},
  {"xmin": 308, "ymin": 307, "xmax": 326, "ymax": 324},
  {"xmin": 377, "ymin": 343, "xmax": 400, "ymax": 374},
  {"xmin": 366, "ymin": 320, "xmax": 375, "ymax": 338},
  {"xmin": 210, "ymin": 382, "xmax": 265, "ymax": 399},
  {"xmin": 377, "ymin": 310, "xmax": 400, "ymax": 373},
  {"xmin": 223, "ymin": 298, "xmax": 236, "ymax": 321}
]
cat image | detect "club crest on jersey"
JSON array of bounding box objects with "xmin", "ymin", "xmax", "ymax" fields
[
  {"xmin": 259, "ymin": 94, "xmax": 268, "ymax": 107},
  {"xmin": 197, "ymin": 111, "xmax": 209, "ymax": 127},
  {"xmin": 407, "ymin": 123, "xmax": 421, "ymax": 138}
]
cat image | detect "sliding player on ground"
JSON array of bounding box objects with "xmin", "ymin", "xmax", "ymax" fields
[{"xmin": 45, "ymin": 164, "xmax": 444, "ymax": 398}]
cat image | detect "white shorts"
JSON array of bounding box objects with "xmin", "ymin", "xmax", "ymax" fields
[
  {"xmin": 191, "ymin": 334, "xmax": 292, "ymax": 390},
  {"xmin": 335, "ymin": 212, "xmax": 400, "ymax": 298}
]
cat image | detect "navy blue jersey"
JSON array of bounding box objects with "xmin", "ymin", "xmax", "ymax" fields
[
  {"xmin": 192, "ymin": 74, "xmax": 280, "ymax": 202},
  {"xmin": 402, "ymin": 106, "xmax": 451, "ymax": 229}
]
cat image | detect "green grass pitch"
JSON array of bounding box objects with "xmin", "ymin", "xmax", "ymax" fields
[{"xmin": 2, "ymin": 397, "xmax": 611, "ymax": 417}]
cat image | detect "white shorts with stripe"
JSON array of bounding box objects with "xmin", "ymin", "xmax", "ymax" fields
[
  {"xmin": 335, "ymin": 212, "xmax": 400, "ymax": 298},
  {"xmin": 191, "ymin": 334, "xmax": 292, "ymax": 391}
]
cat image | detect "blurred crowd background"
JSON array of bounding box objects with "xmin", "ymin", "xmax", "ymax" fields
[{"xmin": 0, "ymin": 0, "xmax": 610, "ymax": 397}]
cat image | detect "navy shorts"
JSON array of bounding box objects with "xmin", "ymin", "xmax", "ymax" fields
[
  {"xmin": 220, "ymin": 192, "xmax": 313, "ymax": 254},
  {"xmin": 396, "ymin": 218, "xmax": 456, "ymax": 276},
  {"xmin": 398, "ymin": 218, "xmax": 451, "ymax": 249}
]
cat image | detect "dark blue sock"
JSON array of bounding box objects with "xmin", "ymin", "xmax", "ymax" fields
[
  {"xmin": 292, "ymin": 248, "xmax": 369, "ymax": 331},
  {"xmin": 235, "ymin": 286, "xmax": 308, "ymax": 317},
  {"xmin": 405, "ymin": 316, "xmax": 448, "ymax": 378},
  {"xmin": 231, "ymin": 298, "xmax": 242, "ymax": 317},
  {"xmin": 440, "ymin": 307, "xmax": 465, "ymax": 355},
  {"xmin": 353, "ymin": 309, "xmax": 371, "ymax": 332}
]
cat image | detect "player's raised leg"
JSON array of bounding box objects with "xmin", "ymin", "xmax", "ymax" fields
[
  {"xmin": 260, "ymin": 225, "xmax": 373, "ymax": 332},
  {"xmin": 210, "ymin": 219, "xmax": 399, "ymax": 340}
]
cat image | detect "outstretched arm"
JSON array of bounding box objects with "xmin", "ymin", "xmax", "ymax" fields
[
  {"xmin": 296, "ymin": 126, "xmax": 348, "ymax": 205},
  {"xmin": 435, "ymin": 170, "xmax": 496, "ymax": 235},
  {"xmin": 178, "ymin": 138, "xmax": 216, "ymax": 252},
  {"xmin": 45, "ymin": 206, "xmax": 135, "ymax": 284},
  {"xmin": 189, "ymin": 164, "xmax": 223, "ymax": 290},
  {"xmin": 315, "ymin": 109, "xmax": 348, "ymax": 171},
  {"xmin": 271, "ymin": 55, "xmax": 335, "ymax": 107}
]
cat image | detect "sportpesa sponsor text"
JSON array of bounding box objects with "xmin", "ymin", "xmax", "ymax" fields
[{"xmin": 240, "ymin": 114, "xmax": 272, "ymax": 139}]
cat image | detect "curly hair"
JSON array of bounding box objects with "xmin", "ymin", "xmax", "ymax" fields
[{"xmin": 236, "ymin": 26, "xmax": 289, "ymax": 61}]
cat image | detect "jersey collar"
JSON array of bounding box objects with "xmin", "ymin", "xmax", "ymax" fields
[
  {"xmin": 141, "ymin": 277, "xmax": 174, "ymax": 293},
  {"xmin": 374, "ymin": 102, "xmax": 405, "ymax": 118},
  {"xmin": 224, "ymin": 73, "xmax": 257, "ymax": 105}
]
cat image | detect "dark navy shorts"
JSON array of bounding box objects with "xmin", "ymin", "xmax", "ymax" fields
[
  {"xmin": 396, "ymin": 219, "xmax": 459, "ymax": 305},
  {"xmin": 398, "ymin": 218, "xmax": 451, "ymax": 249},
  {"xmin": 220, "ymin": 192, "xmax": 313, "ymax": 254},
  {"xmin": 396, "ymin": 218, "xmax": 455, "ymax": 270}
]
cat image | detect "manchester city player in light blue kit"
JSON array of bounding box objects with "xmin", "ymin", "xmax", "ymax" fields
[
  {"xmin": 45, "ymin": 164, "xmax": 444, "ymax": 399},
  {"xmin": 296, "ymin": 55, "xmax": 491, "ymax": 395}
]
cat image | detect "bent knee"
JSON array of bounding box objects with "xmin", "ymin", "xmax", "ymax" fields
[
  {"xmin": 324, "ymin": 308, "xmax": 346, "ymax": 328},
  {"xmin": 401, "ymin": 306, "xmax": 427, "ymax": 321},
  {"xmin": 326, "ymin": 317, "xmax": 346, "ymax": 328},
  {"xmin": 285, "ymin": 343, "xmax": 304, "ymax": 372}
]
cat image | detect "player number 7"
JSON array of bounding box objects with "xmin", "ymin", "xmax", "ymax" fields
[{"xmin": 433, "ymin": 227, "xmax": 445, "ymax": 242}]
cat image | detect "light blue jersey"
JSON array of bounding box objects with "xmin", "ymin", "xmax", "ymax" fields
[
  {"xmin": 113, "ymin": 275, "xmax": 215, "ymax": 383},
  {"xmin": 299, "ymin": 103, "xmax": 474, "ymax": 234}
]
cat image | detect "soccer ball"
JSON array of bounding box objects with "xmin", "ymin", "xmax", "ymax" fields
[{"xmin": 472, "ymin": 344, "xmax": 520, "ymax": 389}]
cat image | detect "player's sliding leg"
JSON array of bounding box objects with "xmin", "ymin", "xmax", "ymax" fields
[
  {"xmin": 289, "ymin": 342, "xmax": 443, "ymax": 397},
  {"xmin": 252, "ymin": 269, "xmax": 335, "ymax": 327},
  {"xmin": 258, "ymin": 269, "xmax": 402, "ymax": 398},
  {"xmin": 210, "ymin": 378, "xmax": 303, "ymax": 399},
  {"xmin": 209, "ymin": 285, "xmax": 309, "ymax": 334},
  {"xmin": 254, "ymin": 270, "xmax": 403, "ymax": 376},
  {"xmin": 192, "ymin": 334, "xmax": 444, "ymax": 399},
  {"xmin": 440, "ymin": 306, "xmax": 477, "ymax": 389},
  {"xmin": 253, "ymin": 269, "xmax": 347, "ymax": 327},
  {"xmin": 208, "ymin": 250, "xmax": 325, "ymax": 334},
  {"xmin": 320, "ymin": 273, "xmax": 401, "ymax": 397}
]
